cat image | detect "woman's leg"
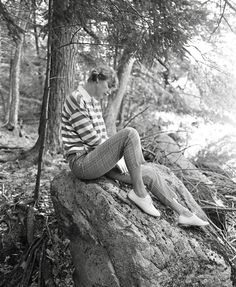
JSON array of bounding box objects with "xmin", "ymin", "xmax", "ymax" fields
[
  {"xmin": 107, "ymin": 164, "xmax": 209, "ymax": 226},
  {"xmin": 142, "ymin": 164, "xmax": 192, "ymax": 216},
  {"xmin": 107, "ymin": 164, "xmax": 191, "ymax": 216},
  {"xmin": 70, "ymin": 128, "xmax": 150, "ymax": 197}
]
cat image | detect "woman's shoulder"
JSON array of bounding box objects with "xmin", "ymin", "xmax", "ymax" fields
[
  {"xmin": 71, "ymin": 89, "xmax": 82, "ymax": 102},
  {"xmin": 63, "ymin": 89, "xmax": 84, "ymax": 112},
  {"xmin": 72, "ymin": 86, "xmax": 91, "ymax": 104}
]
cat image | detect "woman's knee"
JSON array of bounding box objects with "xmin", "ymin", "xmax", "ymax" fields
[
  {"xmin": 141, "ymin": 165, "xmax": 154, "ymax": 187},
  {"xmin": 123, "ymin": 127, "xmax": 140, "ymax": 141}
]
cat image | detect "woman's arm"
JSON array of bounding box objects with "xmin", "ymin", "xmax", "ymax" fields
[{"xmin": 69, "ymin": 98, "xmax": 102, "ymax": 147}]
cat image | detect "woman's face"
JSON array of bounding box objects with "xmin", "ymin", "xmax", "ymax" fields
[{"xmin": 95, "ymin": 80, "xmax": 110, "ymax": 99}]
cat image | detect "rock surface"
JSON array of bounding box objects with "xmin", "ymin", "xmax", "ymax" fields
[
  {"xmin": 51, "ymin": 170, "xmax": 232, "ymax": 287},
  {"xmin": 155, "ymin": 134, "xmax": 212, "ymax": 184},
  {"xmin": 154, "ymin": 134, "xmax": 223, "ymax": 206}
]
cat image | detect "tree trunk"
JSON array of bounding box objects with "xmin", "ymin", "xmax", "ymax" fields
[
  {"xmin": 32, "ymin": 0, "xmax": 44, "ymax": 97},
  {"xmin": 21, "ymin": 1, "xmax": 79, "ymax": 162},
  {"xmin": 4, "ymin": 0, "xmax": 29, "ymax": 131},
  {"xmin": 47, "ymin": 1, "xmax": 78, "ymax": 154},
  {"xmin": 0, "ymin": 33, "xmax": 3, "ymax": 117},
  {"xmin": 5, "ymin": 38, "xmax": 23, "ymax": 130},
  {"xmin": 104, "ymin": 57, "xmax": 135, "ymax": 136}
]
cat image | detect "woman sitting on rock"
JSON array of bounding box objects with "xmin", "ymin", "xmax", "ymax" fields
[{"xmin": 61, "ymin": 65, "xmax": 209, "ymax": 227}]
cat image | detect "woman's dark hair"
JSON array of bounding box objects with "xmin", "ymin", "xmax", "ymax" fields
[
  {"xmin": 87, "ymin": 65, "xmax": 118, "ymax": 90},
  {"xmin": 88, "ymin": 69, "xmax": 108, "ymax": 82}
]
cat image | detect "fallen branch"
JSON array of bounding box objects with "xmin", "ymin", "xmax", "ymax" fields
[
  {"xmin": 0, "ymin": 146, "xmax": 24, "ymax": 150},
  {"xmin": 202, "ymin": 206, "xmax": 236, "ymax": 212}
]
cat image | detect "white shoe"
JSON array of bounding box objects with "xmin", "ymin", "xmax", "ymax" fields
[
  {"xmin": 178, "ymin": 213, "xmax": 209, "ymax": 227},
  {"xmin": 128, "ymin": 190, "xmax": 160, "ymax": 217}
]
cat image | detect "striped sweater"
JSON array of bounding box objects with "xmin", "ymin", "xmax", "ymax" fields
[{"xmin": 61, "ymin": 86, "xmax": 108, "ymax": 157}]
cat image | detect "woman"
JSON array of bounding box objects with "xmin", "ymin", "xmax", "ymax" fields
[{"xmin": 61, "ymin": 66, "xmax": 209, "ymax": 226}]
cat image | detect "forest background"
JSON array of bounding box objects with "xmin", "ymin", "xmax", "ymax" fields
[{"xmin": 0, "ymin": 0, "xmax": 236, "ymax": 286}]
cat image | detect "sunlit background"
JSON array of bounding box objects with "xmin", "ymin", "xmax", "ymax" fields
[{"xmin": 152, "ymin": 23, "xmax": 236, "ymax": 179}]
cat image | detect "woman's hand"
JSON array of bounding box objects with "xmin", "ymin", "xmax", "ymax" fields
[{"xmin": 116, "ymin": 157, "xmax": 128, "ymax": 174}]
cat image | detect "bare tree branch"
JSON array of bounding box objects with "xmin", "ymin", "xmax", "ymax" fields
[
  {"xmin": 58, "ymin": 41, "xmax": 123, "ymax": 49},
  {"xmin": 211, "ymin": 1, "xmax": 227, "ymax": 35},
  {"xmin": 223, "ymin": 15, "xmax": 235, "ymax": 33},
  {"xmin": 70, "ymin": 27, "xmax": 82, "ymax": 42},
  {"xmin": 83, "ymin": 26, "xmax": 101, "ymax": 44},
  {"xmin": 224, "ymin": 0, "xmax": 236, "ymax": 13},
  {"xmin": 123, "ymin": 106, "xmax": 150, "ymax": 128}
]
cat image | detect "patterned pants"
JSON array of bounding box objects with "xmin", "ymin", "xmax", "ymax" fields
[{"xmin": 68, "ymin": 127, "xmax": 177, "ymax": 207}]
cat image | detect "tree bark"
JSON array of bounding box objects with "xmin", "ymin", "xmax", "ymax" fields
[
  {"xmin": 5, "ymin": 38, "xmax": 23, "ymax": 130},
  {"xmin": 32, "ymin": 0, "xmax": 44, "ymax": 97},
  {"xmin": 47, "ymin": 0, "xmax": 78, "ymax": 154},
  {"xmin": 4, "ymin": 0, "xmax": 29, "ymax": 131},
  {"xmin": 104, "ymin": 57, "xmax": 135, "ymax": 136}
]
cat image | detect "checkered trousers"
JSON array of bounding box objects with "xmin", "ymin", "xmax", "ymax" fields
[{"xmin": 68, "ymin": 127, "xmax": 144, "ymax": 179}]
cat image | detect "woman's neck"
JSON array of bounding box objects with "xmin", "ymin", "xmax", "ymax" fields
[{"xmin": 84, "ymin": 82, "xmax": 97, "ymax": 99}]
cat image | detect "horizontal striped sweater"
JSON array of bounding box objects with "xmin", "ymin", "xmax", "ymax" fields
[{"xmin": 61, "ymin": 86, "xmax": 108, "ymax": 157}]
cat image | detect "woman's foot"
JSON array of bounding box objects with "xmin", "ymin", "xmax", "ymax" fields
[
  {"xmin": 178, "ymin": 213, "xmax": 209, "ymax": 227},
  {"xmin": 128, "ymin": 190, "xmax": 161, "ymax": 217}
]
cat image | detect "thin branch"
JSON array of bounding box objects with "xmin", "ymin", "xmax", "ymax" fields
[
  {"xmin": 141, "ymin": 129, "xmax": 189, "ymax": 141},
  {"xmin": 223, "ymin": 15, "xmax": 235, "ymax": 33},
  {"xmin": 201, "ymin": 0, "xmax": 212, "ymax": 5},
  {"xmin": 162, "ymin": 145, "xmax": 198, "ymax": 158},
  {"xmin": 0, "ymin": 145, "xmax": 23, "ymax": 149},
  {"xmin": 123, "ymin": 106, "xmax": 150, "ymax": 128},
  {"xmin": 58, "ymin": 41, "xmax": 123, "ymax": 49},
  {"xmin": 34, "ymin": 0, "xmax": 52, "ymax": 204},
  {"xmin": 202, "ymin": 206, "xmax": 236, "ymax": 212},
  {"xmin": 83, "ymin": 26, "xmax": 101, "ymax": 44},
  {"xmin": 224, "ymin": 0, "xmax": 236, "ymax": 13},
  {"xmin": 183, "ymin": 46, "xmax": 229, "ymax": 75},
  {"xmin": 156, "ymin": 58, "xmax": 169, "ymax": 72},
  {"xmin": 70, "ymin": 27, "xmax": 82, "ymax": 43},
  {"xmin": 211, "ymin": 1, "xmax": 227, "ymax": 35},
  {"xmin": 123, "ymin": 0, "xmax": 152, "ymax": 26},
  {"xmin": 185, "ymin": 44, "xmax": 208, "ymax": 62}
]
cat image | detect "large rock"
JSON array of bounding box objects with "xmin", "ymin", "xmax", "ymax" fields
[
  {"xmin": 51, "ymin": 170, "xmax": 233, "ymax": 287},
  {"xmin": 155, "ymin": 134, "xmax": 212, "ymax": 184}
]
